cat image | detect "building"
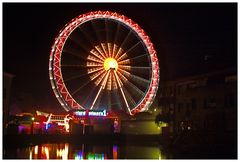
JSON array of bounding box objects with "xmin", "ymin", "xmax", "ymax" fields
[
  {"xmin": 3, "ymin": 72, "xmax": 15, "ymax": 134},
  {"xmin": 158, "ymin": 68, "xmax": 237, "ymax": 134}
]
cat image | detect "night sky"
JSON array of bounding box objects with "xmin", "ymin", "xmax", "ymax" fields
[{"xmin": 3, "ymin": 3, "xmax": 237, "ymax": 113}]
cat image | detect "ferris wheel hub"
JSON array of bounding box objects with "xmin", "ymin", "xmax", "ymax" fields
[{"xmin": 104, "ymin": 57, "xmax": 118, "ymax": 71}]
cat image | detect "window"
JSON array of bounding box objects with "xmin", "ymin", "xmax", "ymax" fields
[
  {"xmin": 191, "ymin": 98, "xmax": 197, "ymax": 109},
  {"xmin": 170, "ymin": 87, "xmax": 174, "ymax": 96},
  {"xmin": 178, "ymin": 103, "xmax": 183, "ymax": 112},
  {"xmin": 177, "ymin": 86, "xmax": 181, "ymax": 95},
  {"xmin": 204, "ymin": 98, "xmax": 216, "ymax": 109}
]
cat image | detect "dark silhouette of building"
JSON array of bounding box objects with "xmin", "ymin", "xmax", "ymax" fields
[
  {"xmin": 3, "ymin": 72, "xmax": 14, "ymax": 134},
  {"xmin": 158, "ymin": 68, "xmax": 237, "ymax": 134}
]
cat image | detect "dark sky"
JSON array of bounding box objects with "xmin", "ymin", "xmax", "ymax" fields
[{"xmin": 3, "ymin": 3, "xmax": 237, "ymax": 113}]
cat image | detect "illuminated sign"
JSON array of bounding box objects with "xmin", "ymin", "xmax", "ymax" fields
[
  {"xmin": 75, "ymin": 111, "xmax": 86, "ymax": 116},
  {"xmin": 89, "ymin": 110, "xmax": 106, "ymax": 117},
  {"xmin": 74, "ymin": 110, "xmax": 107, "ymax": 117}
]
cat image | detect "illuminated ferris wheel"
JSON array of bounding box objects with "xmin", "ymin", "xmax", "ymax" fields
[{"xmin": 49, "ymin": 11, "xmax": 159, "ymax": 115}]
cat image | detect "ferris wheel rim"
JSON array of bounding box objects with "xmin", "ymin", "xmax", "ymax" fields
[{"xmin": 49, "ymin": 10, "xmax": 159, "ymax": 115}]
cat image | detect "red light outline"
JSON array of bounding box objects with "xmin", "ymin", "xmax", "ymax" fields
[{"xmin": 49, "ymin": 11, "xmax": 159, "ymax": 115}]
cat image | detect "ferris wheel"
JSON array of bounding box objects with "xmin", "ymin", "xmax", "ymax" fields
[{"xmin": 49, "ymin": 11, "xmax": 159, "ymax": 115}]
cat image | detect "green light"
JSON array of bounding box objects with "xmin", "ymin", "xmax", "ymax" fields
[{"xmin": 87, "ymin": 153, "xmax": 94, "ymax": 160}]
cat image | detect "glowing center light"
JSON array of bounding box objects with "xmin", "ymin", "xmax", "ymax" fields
[{"xmin": 104, "ymin": 58, "xmax": 118, "ymax": 71}]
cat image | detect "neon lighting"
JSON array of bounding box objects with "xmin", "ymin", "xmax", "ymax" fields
[
  {"xmin": 90, "ymin": 70, "xmax": 110, "ymax": 110},
  {"xmin": 75, "ymin": 111, "xmax": 86, "ymax": 116},
  {"xmin": 74, "ymin": 151, "xmax": 84, "ymax": 160},
  {"xmin": 45, "ymin": 123, "xmax": 50, "ymax": 130},
  {"xmin": 56, "ymin": 144, "xmax": 69, "ymax": 160},
  {"xmin": 104, "ymin": 58, "xmax": 118, "ymax": 71},
  {"xmin": 49, "ymin": 11, "xmax": 159, "ymax": 115},
  {"xmin": 113, "ymin": 145, "xmax": 118, "ymax": 159},
  {"xmin": 86, "ymin": 153, "xmax": 105, "ymax": 160},
  {"xmin": 34, "ymin": 146, "xmax": 38, "ymax": 155},
  {"xmin": 74, "ymin": 110, "xmax": 107, "ymax": 117},
  {"xmin": 44, "ymin": 147, "xmax": 49, "ymax": 159},
  {"xmin": 101, "ymin": 43, "xmax": 108, "ymax": 57},
  {"xmin": 114, "ymin": 71, "xmax": 132, "ymax": 115},
  {"xmin": 29, "ymin": 149, "xmax": 33, "ymax": 160},
  {"xmin": 89, "ymin": 110, "xmax": 107, "ymax": 117}
]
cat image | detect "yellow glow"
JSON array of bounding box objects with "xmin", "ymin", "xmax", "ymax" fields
[
  {"xmin": 104, "ymin": 58, "xmax": 118, "ymax": 71},
  {"xmin": 34, "ymin": 146, "xmax": 38, "ymax": 154}
]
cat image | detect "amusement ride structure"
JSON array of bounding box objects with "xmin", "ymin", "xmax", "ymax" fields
[{"xmin": 49, "ymin": 11, "xmax": 159, "ymax": 116}]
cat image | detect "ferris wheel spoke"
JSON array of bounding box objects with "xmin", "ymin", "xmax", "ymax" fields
[
  {"xmin": 71, "ymin": 79, "xmax": 92, "ymax": 96},
  {"xmin": 116, "ymin": 41, "xmax": 141, "ymax": 61},
  {"xmin": 64, "ymin": 73, "xmax": 89, "ymax": 82},
  {"xmin": 86, "ymin": 62, "xmax": 103, "ymax": 68},
  {"xmin": 87, "ymin": 67, "xmax": 104, "ymax": 75},
  {"xmin": 107, "ymin": 43, "xmax": 113, "ymax": 58},
  {"xmin": 78, "ymin": 26, "xmax": 96, "ymax": 47},
  {"xmin": 65, "ymin": 39, "xmax": 103, "ymax": 64},
  {"xmin": 89, "ymin": 49, "xmax": 105, "ymax": 62},
  {"xmin": 68, "ymin": 33, "xmax": 97, "ymax": 58},
  {"xmin": 90, "ymin": 70, "xmax": 110, "ymax": 110},
  {"xmin": 118, "ymin": 68, "xmax": 151, "ymax": 86},
  {"xmin": 107, "ymin": 90, "xmax": 111, "ymax": 110},
  {"xmin": 122, "ymin": 86, "xmax": 137, "ymax": 108},
  {"xmin": 112, "ymin": 23, "xmax": 120, "ymax": 58},
  {"xmin": 63, "ymin": 50, "xmax": 86, "ymax": 61},
  {"xmin": 101, "ymin": 43, "xmax": 109, "ymax": 58},
  {"xmin": 115, "ymin": 30, "xmax": 132, "ymax": 59},
  {"xmin": 72, "ymin": 70, "xmax": 105, "ymax": 96},
  {"xmin": 116, "ymin": 53, "xmax": 128, "ymax": 62},
  {"xmin": 105, "ymin": 19, "xmax": 113, "ymax": 58},
  {"xmin": 116, "ymin": 71, "xmax": 145, "ymax": 97},
  {"xmin": 61, "ymin": 64, "xmax": 85, "ymax": 68},
  {"xmin": 105, "ymin": 19, "xmax": 110, "ymax": 43},
  {"xmin": 94, "ymin": 45, "xmax": 107, "ymax": 59},
  {"xmin": 119, "ymin": 65, "xmax": 151, "ymax": 71},
  {"xmin": 113, "ymin": 71, "xmax": 132, "ymax": 115},
  {"xmin": 89, "ymin": 69, "xmax": 106, "ymax": 83},
  {"xmin": 112, "ymin": 44, "xmax": 119, "ymax": 59},
  {"xmin": 86, "ymin": 54, "xmax": 104, "ymax": 64},
  {"xmin": 61, "ymin": 64, "xmax": 102, "ymax": 69},
  {"xmin": 78, "ymin": 26, "xmax": 106, "ymax": 59},
  {"xmin": 118, "ymin": 53, "xmax": 148, "ymax": 65},
  {"xmin": 90, "ymin": 20, "xmax": 108, "ymax": 58},
  {"xmin": 81, "ymin": 83, "xmax": 98, "ymax": 107},
  {"xmin": 105, "ymin": 20, "xmax": 112, "ymax": 58}
]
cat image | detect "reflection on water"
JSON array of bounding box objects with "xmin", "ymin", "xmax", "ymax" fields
[{"xmin": 4, "ymin": 143, "xmax": 166, "ymax": 159}]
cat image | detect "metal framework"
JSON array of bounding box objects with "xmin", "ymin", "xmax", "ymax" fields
[{"xmin": 49, "ymin": 11, "xmax": 159, "ymax": 115}]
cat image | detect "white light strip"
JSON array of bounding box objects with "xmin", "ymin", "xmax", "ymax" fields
[
  {"xmin": 90, "ymin": 70, "xmax": 110, "ymax": 110},
  {"xmin": 114, "ymin": 71, "xmax": 132, "ymax": 115}
]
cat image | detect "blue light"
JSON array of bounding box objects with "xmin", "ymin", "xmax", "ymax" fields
[
  {"xmin": 74, "ymin": 151, "xmax": 83, "ymax": 160},
  {"xmin": 45, "ymin": 123, "xmax": 50, "ymax": 130}
]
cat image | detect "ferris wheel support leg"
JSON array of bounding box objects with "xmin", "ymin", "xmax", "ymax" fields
[
  {"xmin": 90, "ymin": 70, "xmax": 110, "ymax": 110},
  {"xmin": 114, "ymin": 71, "xmax": 132, "ymax": 115}
]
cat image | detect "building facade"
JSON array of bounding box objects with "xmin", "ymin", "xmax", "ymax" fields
[
  {"xmin": 158, "ymin": 69, "xmax": 237, "ymax": 134},
  {"xmin": 3, "ymin": 72, "xmax": 15, "ymax": 134}
]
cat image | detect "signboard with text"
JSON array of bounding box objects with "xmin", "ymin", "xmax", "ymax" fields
[{"xmin": 73, "ymin": 110, "xmax": 107, "ymax": 117}]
